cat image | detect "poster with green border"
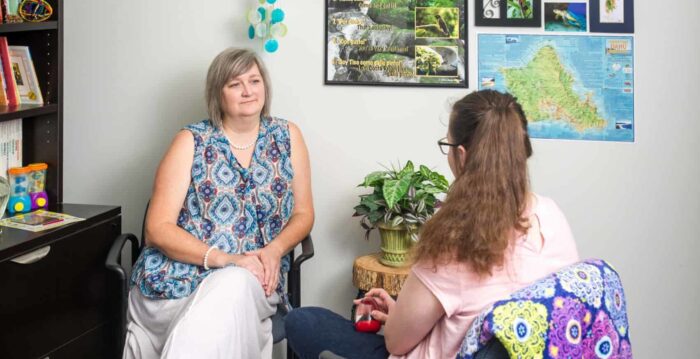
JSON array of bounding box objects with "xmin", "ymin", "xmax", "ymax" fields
[{"xmin": 325, "ymin": 0, "xmax": 467, "ymax": 88}]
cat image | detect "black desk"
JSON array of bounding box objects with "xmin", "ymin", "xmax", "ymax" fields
[{"xmin": 0, "ymin": 204, "xmax": 121, "ymax": 359}]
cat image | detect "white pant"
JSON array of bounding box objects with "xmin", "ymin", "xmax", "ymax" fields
[{"xmin": 123, "ymin": 266, "xmax": 280, "ymax": 359}]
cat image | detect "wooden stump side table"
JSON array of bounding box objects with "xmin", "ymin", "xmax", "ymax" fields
[
  {"xmin": 351, "ymin": 253, "xmax": 410, "ymax": 319},
  {"xmin": 352, "ymin": 253, "xmax": 410, "ymax": 296}
]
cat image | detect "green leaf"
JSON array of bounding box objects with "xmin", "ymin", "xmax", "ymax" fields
[
  {"xmin": 360, "ymin": 171, "xmax": 387, "ymax": 187},
  {"xmin": 419, "ymin": 165, "xmax": 432, "ymax": 180},
  {"xmin": 353, "ymin": 204, "xmax": 370, "ymax": 216},
  {"xmin": 383, "ymin": 176, "xmax": 411, "ymax": 209},
  {"xmin": 429, "ymin": 172, "xmax": 449, "ymax": 190},
  {"xmin": 360, "ymin": 195, "xmax": 381, "ymax": 211},
  {"xmin": 368, "ymin": 211, "xmax": 384, "ymax": 224},
  {"xmin": 398, "ymin": 161, "xmax": 414, "ymax": 179},
  {"xmin": 422, "ymin": 186, "xmax": 445, "ymax": 194},
  {"xmin": 424, "ymin": 196, "xmax": 436, "ymax": 209}
]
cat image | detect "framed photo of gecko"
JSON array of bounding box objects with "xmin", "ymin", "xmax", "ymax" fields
[{"xmin": 589, "ymin": 0, "xmax": 634, "ymax": 33}]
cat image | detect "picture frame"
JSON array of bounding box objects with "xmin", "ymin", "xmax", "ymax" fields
[
  {"xmin": 589, "ymin": 0, "xmax": 634, "ymax": 33},
  {"xmin": 475, "ymin": 0, "xmax": 542, "ymax": 27},
  {"xmin": 325, "ymin": 0, "xmax": 468, "ymax": 88},
  {"xmin": 8, "ymin": 46, "xmax": 43, "ymax": 105},
  {"xmin": 544, "ymin": 2, "xmax": 587, "ymax": 32},
  {"xmin": 1, "ymin": 0, "xmax": 23, "ymax": 23}
]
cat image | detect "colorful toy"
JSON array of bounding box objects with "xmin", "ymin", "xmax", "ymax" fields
[
  {"xmin": 6, "ymin": 163, "xmax": 48, "ymax": 215},
  {"xmin": 7, "ymin": 166, "xmax": 31, "ymax": 215},
  {"xmin": 354, "ymin": 297, "xmax": 382, "ymax": 333},
  {"xmin": 247, "ymin": 0, "xmax": 287, "ymax": 53},
  {"xmin": 18, "ymin": 0, "xmax": 53, "ymax": 22},
  {"xmin": 28, "ymin": 163, "xmax": 48, "ymax": 210}
]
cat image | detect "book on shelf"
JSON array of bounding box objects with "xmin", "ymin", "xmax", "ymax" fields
[
  {"xmin": 0, "ymin": 37, "xmax": 19, "ymax": 106},
  {"xmin": 0, "ymin": 58, "xmax": 7, "ymax": 106},
  {"xmin": 0, "ymin": 118, "xmax": 21, "ymax": 180}
]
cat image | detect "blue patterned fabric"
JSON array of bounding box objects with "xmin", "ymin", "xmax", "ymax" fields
[
  {"xmin": 130, "ymin": 117, "xmax": 294, "ymax": 304},
  {"xmin": 457, "ymin": 259, "xmax": 632, "ymax": 359}
]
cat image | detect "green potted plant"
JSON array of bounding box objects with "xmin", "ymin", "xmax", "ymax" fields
[{"xmin": 353, "ymin": 161, "xmax": 449, "ymax": 267}]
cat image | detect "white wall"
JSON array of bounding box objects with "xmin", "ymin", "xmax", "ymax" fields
[{"xmin": 64, "ymin": 1, "xmax": 699, "ymax": 357}]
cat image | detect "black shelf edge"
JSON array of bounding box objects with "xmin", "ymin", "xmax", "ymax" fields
[
  {"xmin": 0, "ymin": 103, "xmax": 58, "ymax": 121},
  {"xmin": 0, "ymin": 21, "xmax": 58, "ymax": 33}
]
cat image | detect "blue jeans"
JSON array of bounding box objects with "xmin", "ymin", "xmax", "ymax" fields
[{"xmin": 285, "ymin": 307, "xmax": 390, "ymax": 359}]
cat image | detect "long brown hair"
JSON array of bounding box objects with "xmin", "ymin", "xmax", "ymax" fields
[{"xmin": 413, "ymin": 90, "xmax": 533, "ymax": 276}]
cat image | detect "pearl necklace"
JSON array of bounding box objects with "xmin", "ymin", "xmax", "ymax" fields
[
  {"xmin": 223, "ymin": 124, "xmax": 258, "ymax": 151},
  {"xmin": 229, "ymin": 139, "xmax": 256, "ymax": 150}
]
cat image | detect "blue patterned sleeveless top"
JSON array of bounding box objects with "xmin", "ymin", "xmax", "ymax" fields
[{"xmin": 130, "ymin": 117, "xmax": 294, "ymax": 303}]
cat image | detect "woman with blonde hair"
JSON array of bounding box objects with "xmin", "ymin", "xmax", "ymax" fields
[
  {"xmin": 286, "ymin": 90, "xmax": 578, "ymax": 359},
  {"xmin": 123, "ymin": 48, "xmax": 314, "ymax": 358}
]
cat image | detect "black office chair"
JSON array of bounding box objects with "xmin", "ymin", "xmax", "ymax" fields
[
  {"xmin": 106, "ymin": 202, "xmax": 314, "ymax": 359},
  {"xmin": 472, "ymin": 339, "xmax": 509, "ymax": 359}
]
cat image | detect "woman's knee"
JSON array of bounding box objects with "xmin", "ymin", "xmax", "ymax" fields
[
  {"xmin": 285, "ymin": 307, "xmax": 343, "ymax": 336},
  {"xmin": 201, "ymin": 266, "xmax": 261, "ymax": 301}
]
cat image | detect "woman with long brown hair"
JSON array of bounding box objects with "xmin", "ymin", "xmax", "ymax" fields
[{"xmin": 286, "ymin": 90, "xmax": 579, "ymax": 359}]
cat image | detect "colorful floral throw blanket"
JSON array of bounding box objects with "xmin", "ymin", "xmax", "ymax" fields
[{"xmin": 457, "ymin": 259, "xmax": 631, "ymax": 359}]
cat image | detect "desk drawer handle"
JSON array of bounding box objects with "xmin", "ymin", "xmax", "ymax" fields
[{"xmin": 11, "ymin": 246, "xmax": 51, "ymax": 264}]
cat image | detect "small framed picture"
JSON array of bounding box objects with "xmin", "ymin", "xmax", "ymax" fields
[
  {"xmin": 544, "ymin": 2, "xmax": 587, "ymax": 32},
  {"xmin": 8, "ymin": 46, "xmax": 43, "ymax": 105},
  {"xmin": 475, "ymin": 0, "xmax": 542, "ymax": 27},
  {"xmin": 589, "ymin": 0, "xmax": 634, "ymax": 33}
]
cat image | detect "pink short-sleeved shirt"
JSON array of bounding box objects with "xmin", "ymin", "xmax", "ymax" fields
[{"xmin": 391, "ymin": 193, "xmax": 579, "ymax": 359}]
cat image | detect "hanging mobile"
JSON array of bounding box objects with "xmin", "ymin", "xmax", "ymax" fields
[
  {"xmin": 18, "ymin": 0, "xmax": 53, "ymax": 22},
  {"xmin": 246, "ymin": 0, "xmax": 287, "ymax": 53}
]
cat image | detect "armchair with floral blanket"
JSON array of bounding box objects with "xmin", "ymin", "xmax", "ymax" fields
[{"xmin": 456, "ymin": 259, "xmax": 632, "ymax": 359}]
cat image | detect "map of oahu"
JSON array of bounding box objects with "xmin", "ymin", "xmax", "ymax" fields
[{"xmin": 479, "ymin": 34, "xmax": 634, "ymax": 142}]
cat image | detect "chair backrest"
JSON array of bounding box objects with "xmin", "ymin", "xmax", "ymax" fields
[
  {"xmin": 456, "ymin": 259, "xmax": 632, "ymax": 359},
  {"xmin": 140, "ymin": 200, "xmax": 149, "ymax": 251}
]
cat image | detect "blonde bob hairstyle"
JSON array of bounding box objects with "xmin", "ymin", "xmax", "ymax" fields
[{"xmin": 205, "ymin": 48, "xmax": 271, "ymax": 128}]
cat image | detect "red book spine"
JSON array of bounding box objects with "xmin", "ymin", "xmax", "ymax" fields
[{"xmin": 0, "ymin": 37, "xmax": 18, "ymax": 106}]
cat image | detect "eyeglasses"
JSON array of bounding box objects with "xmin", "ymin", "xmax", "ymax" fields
[{"xmin": 437, "ymin": 137, "xmax": 459, "ymax": 155}]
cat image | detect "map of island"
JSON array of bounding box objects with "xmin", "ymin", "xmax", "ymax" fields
[
  {"xmin": 479, "ymin": 34, "xmax": 634, "ymax": 142},
  {"xmin": 502, "ymin": 46, "xmax": 606, "ymax": 132}
]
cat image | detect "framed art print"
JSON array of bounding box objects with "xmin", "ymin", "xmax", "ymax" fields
[
  {"xmin": 475, "ymin": 0, "xmax": 542, "ymax": 27},
  {"xmin": 325, "ymin": 0, "xmax": 467, "ymax": 88},
  {"xmin": 590, "ymin": 0, "xmax": 634, "ymax": 33},
  {"xmin": 544, "ymin": 2, "xmax": 587, "ymax": 32},
  {"xmin": 8, "ymin": 46, "xmax": 43, "ymax": 105}
]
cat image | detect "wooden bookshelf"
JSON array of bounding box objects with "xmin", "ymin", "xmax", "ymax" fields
[
  {"xmin": 0, "ymin": 0, "xmax": 62, "ymax": 204},
  {"xmin": 0, "ymin": 2, "xmax": 124, "ymax": 358},
  {"xmin": 0, "ymin": 20, "xmax": 58, "ymax": 33},
  {"xmin": 0, "ymin": 103, "xmax": 58, "ymax": 121}
]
